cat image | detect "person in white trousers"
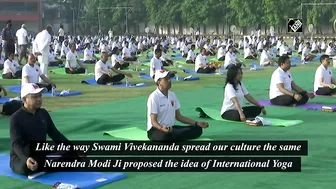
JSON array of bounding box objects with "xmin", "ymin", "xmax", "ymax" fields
[{"xmin": 35, "ymin": 25, "xmax": 52, "ymax": 83}]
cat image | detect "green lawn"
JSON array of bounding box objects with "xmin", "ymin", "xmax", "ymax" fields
[{"xmin": 1, "ymin": 53, "xmax": 336, "ymax": 189}]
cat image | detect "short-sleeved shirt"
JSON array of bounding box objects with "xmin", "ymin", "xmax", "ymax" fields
[
  {"xmin": 150, "ymin": 57, "xmax": 163, "ymax": 78},
  {"xmin": 22, "ymin": 64, "xmax": 43, "ymax": 85},
  {"xmin": 269, "ymin": 67, "xmax": 293, "ymax": 99},
  {"xmin": 224, "ymin": 52, "xmax": 237, "ymax": 69},
  {"xmin": 3, "ymin": 59, "xmax": 20, "ymax": 74},
  {"xmin": 147, "ymin": 88, "xmax": 181, "ymax": 131},
  {"xmin": 220, "ymin": 82, "xmax": 249, "ymax": 114},
  {"xmin": 65, "ymin": 51, "xmax": 78, "ymax": 68},
  {"xmin": 195, "ymin": 54, "xmax": 208, "ymax": 71},
  {"xmin": 314, "ymin": 64, "xmax": 333, "ymax": 92},
  {"xmin": 94, "ymin": 60, "xmax": 109, "ymax": 81}
]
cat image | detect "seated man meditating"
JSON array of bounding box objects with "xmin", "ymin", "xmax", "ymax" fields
[
  {"xmin": 186, "ymin": 44, "xmax": 196, "ymax": 64},
  {"xmin": 22, "ymin": 54, "xmax": 56, "ymax": 91},
  {"xmin": 48, "ymin": 47, "xmax": 63, "ymax": 67},
  {"xmin": 2, "ymin": 52, "xmax": 22, "ymax": 79},
  {"xmin": 83, "ymin": 43, "xmax": 98, "ymax": 63},
  {"xmin": 195, "ymin": 48, "xmax": 216, "ymax": 74},
  {"xmin": 10, "ymin": 83, "xmax": 79, "ymax": 175},
  {"xmin": 269, "ymin": 55, "xmax": 315, "ymax": 106},
  {"xmin": 147, "ymin": 70, "xmax": 209, "ymax": 141},
  {"xmin": 65, "ymin": 43, "xmax": 87, "ymax": 74},
  {"xmin": 314, "ymin": 55, "xmax": 336, "ymax": 96},
  {"xmin": 220, "ymin": 65, "xmax": 266, "ymax": 121},
  {"xmin": 95, "ymin": 52, "xmax": 132, "ymax": 85},
  {"xmin": 259, "ymin": 45, "xmax": 274, "ymax": 66},
  {"xmin": 224, "ymin": 46, "xmax": 245, "ymax": 69},
  {"xmin": 150, "ymin": 49, "xmax": 176, "ymax": 79},
  {"xmin": 301, "ymin": 42, "xmax": 315, "ymax": 63},
  {"xmin": 111, "ymin": 47, "xmax": 129, "ymax": 70}
]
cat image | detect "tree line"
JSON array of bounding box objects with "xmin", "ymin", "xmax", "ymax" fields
[{"xmin": 45, "ymin": 0, "xmax": 336, "ymax": 35}]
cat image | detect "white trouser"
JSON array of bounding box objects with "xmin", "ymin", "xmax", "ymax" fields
[{"xmin": 38, "ymin": 54, "xmax": 49, "ymax": 82}]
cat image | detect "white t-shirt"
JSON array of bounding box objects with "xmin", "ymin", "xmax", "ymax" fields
[
  {"xmin": 147, "ymin": 88, "xmax": 181, "ymax": 131},
  {"xmin": 325, "ymin": 46, "xmax": 334, "ymax": 56},
  {"xmin": 61, "ymin": 45, "xmax": 70, "ymax": 57},
  {"xmin": 244, "ymin": 48, "xmax": 252, "ymax": 58},
  {"xmin": 220, "ymin": 82, "xmax": 249, "ymax": 115},
  {"xmin": 217, "ymin": 47, "xmax": 225, "ymax": 59},
  {"xmin": 279, "ymin": 45, "xmax": 288, "ymax": 56},
  {"xmin": 195, "ymin": 54, "xmax": 208, "ymax": 71},
  {"xmin": 269, "ymin": 67, "xmax": 293, "ymax": 99},
  {"xmin": 150, "ymin": 57, "xmax": 163, "ymax": 78},
  {"xmin": 58, "ymin": 28, "xmax": 64, "ymax": 37},
  {"xmin": 111, "ymin": 54, "xmax": 123, "ymax": 67},
  {"xmin": 298, "ymin": 43, "xmax": 303, "ymax": 52},
  {"xmin": 314, "ymin": 64, "xmax": 333, "ymax": 92},
  {"xmin": 83, "ymin": 48, "xmax": 93, "ymax": 61},
  {"xmin": 224, "ymin": 52, "xmax": 237, "ymax": 69},
  {"xmin": 94, "ymin": 60, "xmax": 109, "ymax": 81},
  {"xmin": 122, "ymin": 47, "xmax": 131, "ymax": 58},
  {"xmin": 301, "ymin": 47, "xmax": 310, "ymax": 60},
  {"xmin": 16, "ymin": 28, "xmax": 28, "ymax": 45},
  {"xmin": 259, "ymin": 50, "xmax": 270, "ymax": 66},
  {"xmin": 186, "ymin": 50, "xmax": 195, "ymax": 61},
  {"xmin": 3, "ymin": 59, "xmax": 20, "ymax": 74},
  {"xmin": 22, "ymin": 64, "xmax": 43, "ymax": 85},
  {"xmin": 65, "ymin": 51, "xmax": 78, "ymax": 68}
]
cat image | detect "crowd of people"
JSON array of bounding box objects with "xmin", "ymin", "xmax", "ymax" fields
[{"xmin": 1, "ymin": 21, "xmax": 336, "ymax": 177}]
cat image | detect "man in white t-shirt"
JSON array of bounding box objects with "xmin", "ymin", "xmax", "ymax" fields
[
  {"xmin": 15, "ymin": 24, "xmax": 28, "ymax": 63},
  {"xmin": 122, "ymin": 41, "xmax": 137, "ymax": 61},
  {"xmin": 35, "ymin": 25, "xmax": 52, "ymax": 82},
  {"xmin": 146, "ymin": 69, "xmax": 209, "ymax": 141},
  {"xmin": 65, "ymin": 43, "xmax": 86, "ymax": 74},
  {"xmin": 217, "ymin": 45, "xmax": 226, "ymax": 61},
  {"xmin": 314, "ymin": 55, "xmax": 336, "ymax": 96},
  {"xmin": 150, "ymin": 49, "xmax": 176, "ymax": 79},
  {"xmin": 301, "ymin": 42, "xmax": 315, "ymax": 62},
  {"xmin": 83, "ymin": 43, "xmax": 98, "ymax": 63},
  {"xmin": 186, "ymin": 44, "xmax": 196, "ymax": 64},
  {"xmin": 94, "ymin": 52, "xmax": 132, "ymax": 85},
  {"xmin": 260, "ymin": 45, "xmax": 274, "ymax": 66},
  {"xmin": 2, "ymin": 52, "xmax": 22, "ymax": 79},
  {"xmin": 224, "ymin": 46, "xmax": 244, "ymax": 69},
  {"xmin": 195, "ymin": 48, "xmax": 216, "ymax": 73},
  {"xmin": 269, "ymin": 55, "xmax": 314, "ymax": 106},
  {"xmin": 244, "ymin": 44, "xmax": 257, "ymax": 59},
  {"xmin": 22, "ymin": 54, "xmax": 56, "ymax": 91},
  {"xmin": 58, "ymin": 24, "xmax": 65, "ymax": 43}
]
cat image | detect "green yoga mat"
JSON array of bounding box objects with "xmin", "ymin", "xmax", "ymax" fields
[
  {"xmin": 195, "ymin": 107, "xmax": 303, "ymax": 127},
  {"xmin": 50, "ymin": 68, "xmax": 94, "ymax": 75},
  {"xmin": 103, "ymin": 127, "xmax": 212, "ymax": 141}
]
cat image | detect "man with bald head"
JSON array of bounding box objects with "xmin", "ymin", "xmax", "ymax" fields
[
  {"xmin": 16, "ymin": 24, "xmax": 28, "ymax": 64},
  {"xmin": 35, "ymin": 25, "xmax": 53, "ymax": 82},
  {"xmin": 94, "ymin": 52, "xmax": 133, "ymax": 85},
  {"xmin": 22, "ymin": 54, "xmax": 56, "ymax": 91}
]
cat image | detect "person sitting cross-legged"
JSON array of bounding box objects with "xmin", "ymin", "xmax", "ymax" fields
[
  {"xmin": 147, "ymin": 70, "xmax": 209, "ymax": 141},
  {"xmin": 95, "ymin": 51, "xmax": 132, "ymax": 85},
  {"xmin": 314, "ymin": 54, "xmax": 336, "ymax": 96},
  {"xmin": 219, "ymin": 65, "xmax": 266, "ymax": 121},
  {"xmin": 65, "ymin": 43, "xmax": 87, "ymax": 74},
  {"xmin": 2, "ymin": 52, "xmax": 22, "ymax": 79},
  {"xmin": 269, "ymin": 55, "xmax": 315, "ymax": 106},
  {"xmin": 22, "ymin": 54, "xmax": 56, "ymax": 91},
  {"xmin": 195, "ymin": 48, "xmax": 216, "ymax": 74},
  {"xmin": 111, "ymin": 47, "xmax": 129, "ymax": 70}
]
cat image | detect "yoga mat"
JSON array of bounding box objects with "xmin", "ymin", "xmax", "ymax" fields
[
  {"xmin": 50, "ymin": 68, "xmax": 94, "ymax": 75},
  {"xmin": 6, "ymin": 86, "xmax": 83, "ymax": 97},
  {"xmin": 0, "ymin": 154, "xmax": 126, "ymax": 189},
  {"xmin": 171, "ymin": 53, "xmax": 182, "ymax": 58},
  {"xmin": 138, "ymin": 73, "xmax": 200, "ymax": 81},
  {"xmin": 81, "ymin": 78, "xmax": 150, "ymax": 87},
  {"xmin": 258, "ymin": 100, "xmax": 336, "ymax": 110},
  {"xmin": 195, "ymin": 107, "xmax": 303, "ymax": 127},
  {"xmin": 183, "ymin": 69, "xmax": 226, "ymax": 75},
  {"xmin": 0, "ymin": 97, "xmax": 11, "ymax": 104},
  {"xmin": 104, "ymin": 127, "xmax": 212, "ymax": 141}
]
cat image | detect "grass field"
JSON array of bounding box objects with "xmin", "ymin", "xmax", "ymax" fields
[{"xmin": 0, "ymin": 51, "xmax": 336, "ymax": 189}]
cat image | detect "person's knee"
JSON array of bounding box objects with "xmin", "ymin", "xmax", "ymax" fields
[{"xmin": 194, "ymin": 126, "xmax": 203, "ymax": 138}]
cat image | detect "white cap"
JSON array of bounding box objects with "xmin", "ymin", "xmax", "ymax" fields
[
  {"xmin": 21, "ymin": 83, "xmax": 47, "ymax": 98},
  {"xmin": 154, "ymin": 70, "xmax": 170, "ymax": 83}
]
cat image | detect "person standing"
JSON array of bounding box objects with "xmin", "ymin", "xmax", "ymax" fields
[
  {"xmin": 16, "ymin": 24, "xmax": 28, "ymax": 64},
  {"xmin": 1, "ymin": 20, "xmax": 15, "ymax": 60},
  {"xmin": 58, "ymin": 24, "xmax": 65, "ymax": 44},
  {"xmin": 35, "ymin": 25, "xmax": 52, "ymax": 82}
]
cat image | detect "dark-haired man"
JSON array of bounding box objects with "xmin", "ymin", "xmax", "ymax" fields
[
  {"xmin": 147, "ymin": 70, "xmax": 209, "ymax": 141},
  {"xmin": 269, "ymin": 55, "xmax": 315, "ymax": 106},
  {"xmin": 314, "ymin": 54, "xmax": 336, "ymax": 96},
  {"xmin": 1, "ymin": 20, "xmax": 15, "ymax": 60}
]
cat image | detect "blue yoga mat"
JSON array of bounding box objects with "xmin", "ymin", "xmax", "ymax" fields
[
  {"xmin": 0, "ymin": 154, "xmax": 126, "ymax": 189},
  {"xmin": 81, "ymin": 78, "xmax": 150, "ymax": 87},
  {"xmin": 182, "ymin": 69, "xmax": 226, "ymax": 75},
  {"xmin": 138, "ymin": 73, "xmax": 200, "ymax": 81},
  {"xmin": 171, "ymin": 54, "xmax": 182, "ymax": 58},
  {"xmin": 0, "ymin": 97, "xmax": 12, "ymax": 104},
  {"xmin": 146, "ymin": 55, "xmax": 153, "ymax": 59},
  {"xmin": 6, "ymin": 86, "xmax": 83, "ymax": 97}
]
